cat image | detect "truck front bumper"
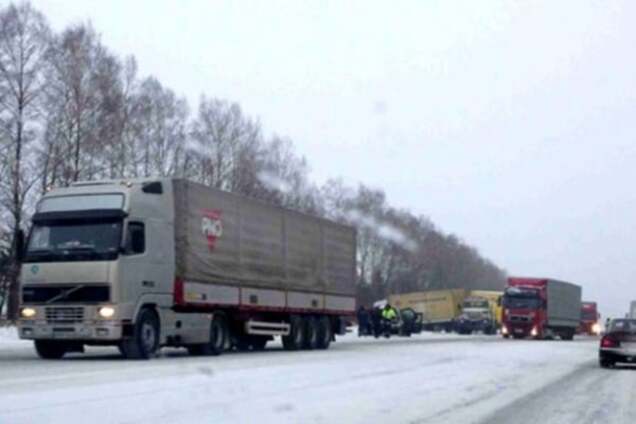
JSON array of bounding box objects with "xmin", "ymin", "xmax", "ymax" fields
[
  {"xmin": 506, "ymin": 324, "xmax": 532, "ymax": 337},
  {"xmin": 18, "ymin": 320, "xmax": 124, "ymax": 341},
  {"xmin": 17, "ymin": 305, "xmax": 125, "ymax": 342},
  {"xmin": 456, "ymin": 320, "xmax": 492, "ymax": 332}
]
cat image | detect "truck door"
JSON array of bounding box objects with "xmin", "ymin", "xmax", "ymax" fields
[
  {"xmin": 119, "ymin": 220, "xmax": 150, "ymax": 312},
  {"xmin": 120, "ymin": 219, "xmax": 174, "ymax": 313}
]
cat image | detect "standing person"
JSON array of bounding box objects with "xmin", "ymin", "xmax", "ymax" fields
[
  {"xmin": 371, "ymin": 306, "xmax": 382, "ymax": 338},
  {"xmin": 357, "ymin": 306, "xmax": 370, "ymax": 336}
]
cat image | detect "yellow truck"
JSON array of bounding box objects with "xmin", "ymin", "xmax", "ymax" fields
[{"xmin": 389, "ymin": 289, "xmax": 466, "ymax": 332}]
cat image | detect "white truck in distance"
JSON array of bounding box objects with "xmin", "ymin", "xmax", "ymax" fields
[{"xmin": 17, "ymin": 179, "xmax": 357, "ymax": 359}]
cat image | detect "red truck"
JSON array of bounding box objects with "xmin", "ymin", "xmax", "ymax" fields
[
  {"xmin": 579, "ymin": 301, "xmax": 601, "ymax": 335},
  {"xmin": 501, "ymin": 277, "xmax": 582, "ymax": 340}
]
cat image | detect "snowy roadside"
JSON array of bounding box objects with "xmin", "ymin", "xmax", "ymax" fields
[
  {"xmin": 0, "ymin": 325, "xmax": 22, "ymax": 345},
  {"xmin": 0, "ymin": 332, "xmax": 601, "ymax": 424}
]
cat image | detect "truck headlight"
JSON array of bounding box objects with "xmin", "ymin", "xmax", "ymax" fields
[
  {"xmin": 592, "ymin": 323, "xmax": 601, "ymax": 335},
  {"xmin": 531, "ymin": 326, "xmax": 538, "ymax": 337},
  {"xmin": 98, "ymin": 306, "xmax": 115, "ymax": 318},
  {"xmin": 20, "ymin": 307, "xmax": 37, "ymax": 318},
  {"xmin": 502, "ymin": 325, "xmax": 508, "ymax": 335}
]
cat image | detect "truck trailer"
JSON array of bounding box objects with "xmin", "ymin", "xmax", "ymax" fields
[
  {"xmin": 17, "ymin": 178, "xmax": 357, "ymax": 359},
  {"xmin": 501, "ymin": 277, "xmax": 581, "ymax": 340},
  {"xmin": 389, "ymin": 289, "xmax": 465, "ymax": 332}
]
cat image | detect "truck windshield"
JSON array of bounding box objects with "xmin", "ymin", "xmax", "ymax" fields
[
  {"xmin": 24, "ymin": 219, "xmax": 123, "ymax": 262},
  {"xmin": 581, "ymin": 310, "xmax": 597, "ymax": 320},
  {"xmin": 464, "ymin": 299, "xmax": 489, "ymax": 309},
  {"xmin": 503, "ymin": 291, "xmax": 542, "ymax": 309}
]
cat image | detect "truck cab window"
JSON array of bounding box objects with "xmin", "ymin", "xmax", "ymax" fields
[{"xmin": 127, "ymin": 222, "xmax": 145, "ymax": 254}]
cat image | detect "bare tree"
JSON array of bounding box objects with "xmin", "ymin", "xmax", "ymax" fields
[
  {"xmin": 43, "ymin": 23, "xmax": 118, "ymax": 185},
  {"xmin": 126, "ymin": 77, "xmax": 188, "ymax": 177},
  {"xmin": 188, "ymin": 97, "xmax": 262, "ymax": 191},
  {"xmin": 0, "ymin": 2, "xmax": 50, "ymax": 319}
]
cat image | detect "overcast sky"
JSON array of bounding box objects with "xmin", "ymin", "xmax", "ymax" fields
[{"xmin": 30, "ymin": 0, "xmax": 636, "ymax": 317}]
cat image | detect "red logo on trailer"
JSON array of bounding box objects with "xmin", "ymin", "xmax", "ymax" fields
[{"xmin": 201, "ymin": 209, "xmax": 223, "ymax": 251}]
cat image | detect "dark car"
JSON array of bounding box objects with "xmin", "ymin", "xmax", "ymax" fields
[{"xmin": 599, "ymin": 319, "xmax": 636, "ymax": 368}]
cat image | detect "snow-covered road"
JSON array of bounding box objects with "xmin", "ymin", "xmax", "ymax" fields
[{"xmin": 0, "ymin": 327, "xmax": 633, "ymax": 424}]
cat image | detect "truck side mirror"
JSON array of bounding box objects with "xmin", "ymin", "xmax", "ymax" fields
[{"xmin": 15, "ymin": 228, "xmax": 25, "ymax": 262}]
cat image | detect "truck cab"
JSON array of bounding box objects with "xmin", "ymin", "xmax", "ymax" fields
[
  {"xmin": 579, "ymin": 302, "xmax": 600, "ymax": 335},
  {"xmin": 501, "ymin": 286, "xmax": 545, "ymax": 339},
  {"xmin": 455, "ymin": 296, "xmax": 497, "ymax": 335},
  {"xmin": 18, "ymin": 180, "xmax": 202, "ymax": 358}
]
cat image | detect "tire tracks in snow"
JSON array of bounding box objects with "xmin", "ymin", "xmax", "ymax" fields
[{"xmin": 476, "ymin": 360, "xmax": 635, "ymax": 424}]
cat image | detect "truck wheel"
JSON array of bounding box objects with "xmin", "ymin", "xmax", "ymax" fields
[
  {"xmin": 120, "ymin": 308, "xmax": 160, "ymax": 359},
  {"xmin": 282, "ymin": 315, "xmax": 305, "ymax": 350},
  {"xmin": 188, "ymin": 315, "xmax": 228, "ymax": 356},
  {"xmin": 316, "ymin": 316, "xmax": 332, "ymax": 350},
  {"xmin": 34, "ymin": 340, "xmax": 67, "ymax": 359},
  {"xmin": 303, "ymin": 317, "xmax": 319, "ymax": 350}
]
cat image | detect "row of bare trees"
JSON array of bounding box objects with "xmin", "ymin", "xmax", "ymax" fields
[{"xmin": 0, "ymin": 2, "xmax": 505, "ymax": 317}]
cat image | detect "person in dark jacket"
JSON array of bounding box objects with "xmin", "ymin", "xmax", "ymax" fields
[
  {"xmin": 371, "ymin": 307, "xmax": 382, "ymax": 338},
  {"xmin": 357, "ymin": 306, "xmax": 370, "ymax": 336}
]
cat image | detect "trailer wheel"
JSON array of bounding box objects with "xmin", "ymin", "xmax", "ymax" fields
[
  {"xmin": 316, "ymin": 316, "xmax": 332, "ymax": 350},
  {"xmin": 188, "ymin": 315, "xmax": 228, "ymax": 356},
  {"xmin": 34, "ymin": 340, "xmax": 67, "ymax": 359},
  {"xmin": 120, "ymin": 308, "xmax": 160, "ymax": 359},
  {"xmin": 282, "ymin": 315, "xmax": 305, "ymax": 350},
  {"xmin": 303, "ymin": 317, "xmax": 319, "ymax": 350}
]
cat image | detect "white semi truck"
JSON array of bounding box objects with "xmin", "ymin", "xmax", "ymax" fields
[{"xmin": 17, "ymin": 179, "xmax": 356, "ymax": 359}]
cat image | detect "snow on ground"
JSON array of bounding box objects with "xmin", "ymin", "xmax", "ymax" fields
[
  {"xmin": 0, "ymin": 332, "xmax": 626, "ymax": 424},
  {"xmin": 0, "ymin": 325, "xmax": 23, "ymax": 346}
]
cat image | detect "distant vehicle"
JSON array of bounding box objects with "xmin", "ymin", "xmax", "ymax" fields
[
  {"xmin": 390, "ymin": 289, "xmax": 466, "ymax": 332},
  {"xmin": 501, "ymin": 277, "xmax": 582, "ymax": 340},
  {"xmin": 455, "ymin": 290, "xmax": 502, "ymax": 335},
  {"xmin": 578, "ymin": 301, "xmax": 601, "ymax": 335},
  {"xmin": 630, "ymin": 301, "xmax": 636, "ymax": 319},
  {"xmin": 455, "ymin": 296, "xmax": 497, "ymax": 335},
  {"xmin": 599, "ymin": 319, "xmax": 636, "ymax": 368},
  {"xmin": 469, "ymin": 290, "xmax": 503, "ymax": 329},
  {"xmin": 17, "ymin": 178, "xmax": 356, "ymax": 359}
]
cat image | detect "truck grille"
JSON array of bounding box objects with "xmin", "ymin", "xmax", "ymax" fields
[
  {"xmin": 509, "ymin": 315, "xmax": 531, "ymax": 323},
  {"xmin": 45, "ymin": 307, "xmax": 84, "ymax": 324},
  {"xmin": 23, "ymin": 285, "xmax": 109, "ymax": 304}
]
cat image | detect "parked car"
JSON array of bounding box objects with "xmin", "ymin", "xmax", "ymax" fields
[{"xmin": 599, "ymin": 319, "xmax": 636, "ymax": 368}]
